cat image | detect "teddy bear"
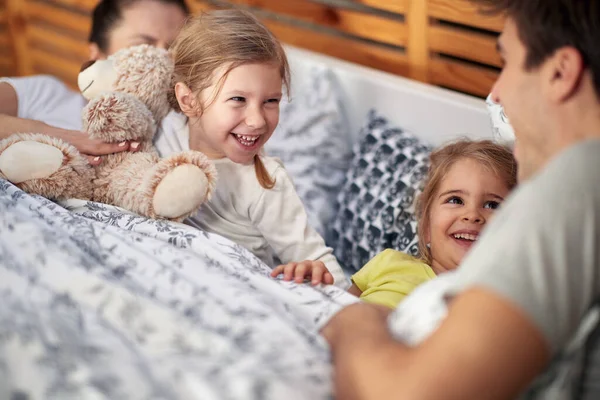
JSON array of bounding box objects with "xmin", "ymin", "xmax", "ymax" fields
[{"xmin": 0, "ymin": 44, "xmax": 217, "ymax": 222}]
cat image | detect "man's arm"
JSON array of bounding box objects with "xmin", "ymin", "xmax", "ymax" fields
[
  {"xmin": 0, "ymin": 82, "xmax": 136, "ymax": 164},
  {"xmin": 323, "ymin": 289, "xmax": 549, "ymax": 400}
]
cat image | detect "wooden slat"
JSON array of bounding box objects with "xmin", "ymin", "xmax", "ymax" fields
[
  {"xmin": 217, "ymin": 0, "xmax": 407, "ymax": 47},
  {"xmin": 429, "ymin": 0, "xmax": 504, "ymax": 32},
  {"xmin": 191, "ymin": 1, "xmax": 409, "ymax": 76},
  {"xmin": 0, "ymin": 66, "xmax": 14, "ymax": 76},
  {"xmin": 0, "ymin": 9, "xmax": 7, "ymax": 25},
  {"xmin": 30, "ymin": 47, "xmax": 82, "ymax": 88},
  {"xmin": 0, "ymin": 57, "xmax": 13, "ymax": 68},
  {"xmin": 7, "ymin": 0, "xmax": 33, "ymax": 75},
  {"xmin": 429, "ymin": 57, "xmax": 498, "ymax": 97},
  {"xmin": 352, "ymin": 0, "xmax": 408, "ymax": 14},
  {"xmin": 49, "ymin": 0, "xmax": 99, "ymax": 12},
  {"xmin": 266, "ymin": 18, "xmax": 409, "ymax": 77},
  {"xmin": 0, "ymin": 36, "xmax": 8, "ymax": 48},
  {"xmin": 27, "ymin": 1, "xmax": 91, "ymax": 37},
  {"xmin": 429, "ymin": 24, "xmax": 501, "ymax": 67},
  {"xmin": 407, "ymin": 0, "xmax": 428, "ymax": 82},
  {"xmin": 189, "ymin": 0, "xmax": 217, "ymax": 14},
  {"xmin": 28, "ymin": 24, "xmax": 90, "ymax": 61}
]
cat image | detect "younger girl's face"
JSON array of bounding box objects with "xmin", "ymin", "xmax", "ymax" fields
[
  {"xmin": 187, "ymin": 62, "xmax": 283, "ymax": 164},
  {"xmin": 426, "ymin": 158, "xmax": 510, "ymax": 274}
]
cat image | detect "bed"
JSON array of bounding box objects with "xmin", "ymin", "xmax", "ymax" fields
[{"xmin": 0, "ymin": 42, "xmax": 493, "ymax": 399}]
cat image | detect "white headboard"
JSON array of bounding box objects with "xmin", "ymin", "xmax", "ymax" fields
[{"xmin": 284, "ymin": 45, "xmax": 494, "ymax": 147}]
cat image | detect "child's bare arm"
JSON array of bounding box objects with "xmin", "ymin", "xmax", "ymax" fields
[{"xmin": 348, "ymin": 282, "xmax": 362, "ymax": 297}]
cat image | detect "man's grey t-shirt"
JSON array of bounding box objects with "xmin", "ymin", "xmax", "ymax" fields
[{"xmin": 455, "ymin": 139, "xmax": 600, "ymax": 398}]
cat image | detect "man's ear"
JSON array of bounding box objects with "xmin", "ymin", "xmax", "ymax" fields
[
  {"xmin": 88, "ymin": 43, "xmax": 107, "ymax": 61},
  {"xmin": 174, "ymin": 82, "xmax": 199, "ymax": 116},
  {"xmin": 544, "ymin": 46, "xmax": 584, "ymax": 103}
]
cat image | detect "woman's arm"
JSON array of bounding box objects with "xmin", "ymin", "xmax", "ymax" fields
[
  {"xmin": 0, "ymin": 82, "xmax": 136, "ymax": 164},
  {"xmin": 323, "ymin": 288, "xmax": 549, "ymax": 400}
]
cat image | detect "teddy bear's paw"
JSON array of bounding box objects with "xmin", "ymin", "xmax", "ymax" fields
[
  {"xmin": 0, "ymin": 141, "xmax": 63, "ymax": 183},
  {"xmin": 152, "ymin": 165, "xmax": 210, "ymax": 219}
]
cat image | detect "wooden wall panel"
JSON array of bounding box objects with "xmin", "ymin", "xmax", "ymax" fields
[
  {"xmin": 428, "ymin": 0, "xmax": 504, "ymax": 32},
  {"xmin": 0, "ymin": 0, "xmax": 16, "ymax": 76},
  {"xmin": 4, "ymin": 0, "xmax": 504, "ymax": 98},
  {"xmin": 430, "ymin": 57, "xmax": 498, "ymax": 97},
  {"xmin": 426, "ymin": 0, "xmax": 502, "ymax": 97}
]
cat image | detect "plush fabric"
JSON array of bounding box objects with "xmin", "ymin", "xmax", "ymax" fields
[
  {"xmin": 265, "ymin": 65, "xmax": 353, "ymax": 236},
  {"xmin": 329, "ymin": 110, "xmax": 432, "ymax": 272}
]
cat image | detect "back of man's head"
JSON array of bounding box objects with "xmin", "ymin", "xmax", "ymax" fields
[{"xmin": 472, "ymin": 0, "xmax": 600, "ymax": 98}]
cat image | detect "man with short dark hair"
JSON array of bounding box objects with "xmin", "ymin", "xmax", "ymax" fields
[{"xmin": 323, "ymin": 1, "xmax": 600, "ymax": 399}]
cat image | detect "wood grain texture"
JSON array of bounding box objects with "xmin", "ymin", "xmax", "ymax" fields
[
  {"xmin": 4, "ymin": 0, "xmax": 504, "ymax": 97},
  {"xmin": 406, "ymin": 0, "xmax": 429, "ymax": 82},
  {"xmin": 429, "ymin": 0, "xmax": 504, "ymax": 32},
  {"xmin": 6, "ymin": 0, "xmax": 30, "ymax": 75},
  {"xmin": 429, "ymin": 24, "xmax": 501, "ymax": 67},
  {"xmin": 429, "ymin": 57, "xmax": 498, "ymax": 97},
  {"xmin": 220, "ymin": 0, "xmax": 407, "ymax": 47},
  {"xmin": 351, "ymin": 0, "xmax": 408, "ymax": 14}
]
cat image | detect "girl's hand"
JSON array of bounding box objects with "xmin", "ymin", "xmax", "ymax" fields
[{"xmin": 270, "ymin": 260, "xmax": 334, "ymax": 285}]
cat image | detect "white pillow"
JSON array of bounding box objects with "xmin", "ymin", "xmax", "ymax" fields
[{"xmin": 266, "ymin": 65, "xmax": 352, "ymax": 236}]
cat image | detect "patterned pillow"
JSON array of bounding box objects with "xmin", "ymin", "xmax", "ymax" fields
[
  {"xmin": 328, "ymin": 110, "xmax": 432, "ymax": 272},
  {"xmin": 266, "ymin": 65, "xmax": 352, "ymax": 236}
]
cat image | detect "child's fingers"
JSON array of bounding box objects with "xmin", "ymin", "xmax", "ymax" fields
[
  {"xmin": 270, "ymin": 265, "xmax": 285, "ymax": 278},
  {"xmin": 311, "ymin": 263, "xmax": 333, "ymax": 285},
  {"xmin": 310, "ymin": 266, "xmax": 324, "ymax": 285},
  {"xmin": 294, "ymin": 262, "xmax": 309, "ymax": 283},
  {"xmin": 284, "ymin": 263, "xmax": 297, "ymax": 281}
]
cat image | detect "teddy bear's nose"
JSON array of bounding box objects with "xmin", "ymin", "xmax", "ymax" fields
[{"xmin": 80, "ymin": 60, "xmax": 97, "ymax": 73}]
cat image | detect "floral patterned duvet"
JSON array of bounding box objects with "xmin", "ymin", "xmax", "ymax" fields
[{"xmin": 0, "ymin": 179, "xmax": 357, "ymax": 400}]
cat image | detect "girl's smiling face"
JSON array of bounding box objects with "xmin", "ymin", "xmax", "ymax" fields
[
  {"xmin": 185, "ymin": 62, "xmax": 283, "ymax": 164},
  {"xmin": 425, "ymin": 157, "xmax": 511, "ymax": 274}
]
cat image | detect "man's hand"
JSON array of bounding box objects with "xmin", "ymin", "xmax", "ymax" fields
[{"xmin": 270, "ymin": 260, "xmax": 334, "ymax": 285}]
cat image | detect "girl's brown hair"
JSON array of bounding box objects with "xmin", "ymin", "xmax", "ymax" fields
[
  {"xmin": 416, "ymin": 139, "xmax": 517, "ymax": 264},
  {"xmin": 168, "ymin": 9, "xmax": 291, "ymax": 189}
]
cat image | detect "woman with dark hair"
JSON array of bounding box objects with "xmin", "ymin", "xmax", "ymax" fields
[{"xmin": 0, "ymin": 0, "xmax": 189, "ymax": 164}]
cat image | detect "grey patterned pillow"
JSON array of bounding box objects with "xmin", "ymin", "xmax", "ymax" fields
[
  {"xmin": 328, "ymin": 110, "xmax": 432, "ymax": 272},
  {"xmin": 266, "ymin": 65, "xmax": 352, "ymax": 236}
]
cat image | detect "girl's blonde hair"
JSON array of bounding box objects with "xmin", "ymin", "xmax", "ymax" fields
[
  {"xmin": 168, "ymin": 9, "xmax": 291, "ymax": 189},
  {"xmin": 416, "ymin": 139, "xmax": 518, "ymax": 264}
]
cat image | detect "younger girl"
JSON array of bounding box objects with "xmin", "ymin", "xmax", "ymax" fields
[
  {"xmin": 348, "ymin": 139, "xmax": 517, "ymax": 308},
  {"xmin": 157, "ymin": 10, "xmax": 348, "ymax": 288}
]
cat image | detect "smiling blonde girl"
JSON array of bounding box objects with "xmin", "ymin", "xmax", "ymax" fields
[
  {"xmin": 156, "ymin": 10, "xmax": 348, "ymax": 288},
  {"xmin": 349, "ymin": 139, "xmax": 517, "ymax": 308}
]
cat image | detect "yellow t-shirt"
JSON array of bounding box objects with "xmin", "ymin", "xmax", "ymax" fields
[{"xmin": 352, "ymin": 249, "xmax": 436, "ymax": 309}]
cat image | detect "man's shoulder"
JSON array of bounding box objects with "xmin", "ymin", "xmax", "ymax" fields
[{"xmin": 523, "ymin": 139, "xmax": 600, "ymax": 210}]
